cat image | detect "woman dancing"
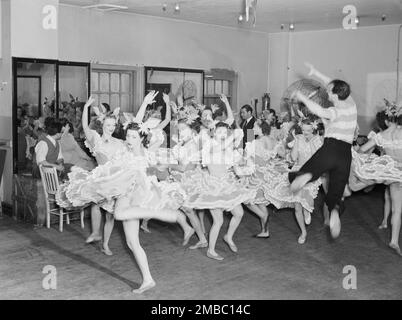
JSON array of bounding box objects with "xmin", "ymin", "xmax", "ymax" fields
[
  {"xmin": 81, "ymin": 96, "xmax": 126, "ymax": 255},
  {"xmin": 289, "ymin": 116, "xmax": 323, "ymax": 244},
  {"xmin": 238, "ymin": 119, "xmax": 278, "ymax": 238},
  {"xmin": 353, "ymin": 105, "xmax": 402, "ymax": 255}
]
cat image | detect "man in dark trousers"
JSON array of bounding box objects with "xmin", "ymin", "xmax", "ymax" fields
[{"xmin": 239, "ymin": 104, "xmax": 256, "ymax": 149}]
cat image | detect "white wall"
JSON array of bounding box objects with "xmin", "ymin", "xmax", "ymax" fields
[
  {"xmin": 58, "ymin": 5, "xmax": 269, "ymax": 111},
  {"xmin": 268, "ymin": 24, "xmax": 402, "ymax": 134}
]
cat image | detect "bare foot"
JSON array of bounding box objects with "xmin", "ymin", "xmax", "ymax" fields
[
  {"xmin": 132, "ymin": 280, "xmax": 156, "ymax": 294},
  {"xmin": 86, "ymin": 234, "xmax": 102, "ymax": 244},
  {"xmin": 182, "ymin": 228, "xmax": 195, "ymax": 246},
  {"xmin": 389, "ymin": 243, "xmax": 402, "ymax": 256},
  {"xmin": 189, "ymin": 241, "xmax": 208, "ymax": 250},
  {"xmin": 255, "ymin": 231, "xmax": 270, "ymax": 238},
  {"xmin": 140, "ymin": 224, "xmax": 151, "ymax": 233},
  {"xmin": 298, "ymin": 233, "xmax": 307, "ymax": 244},
  {"xmin": 207, "ymin": 250, "xmax": 224, "ymax": 261},
  {"xmin": 290, "ymin": 173, "xmax": 313, "ymax": 193},
  {"xmin": 223, "ymin": 234, "xmax": 238, "ymax": 253},
  {"xmin": 101, "ymin": 245, "xmax": 113, "ymax": 256}
]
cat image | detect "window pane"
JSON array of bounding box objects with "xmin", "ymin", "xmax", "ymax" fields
[
  {"xmin": 207, "ymin": 80, "xmax": 214, "ymax": 95},
  {"xmin": 100, "ymin": 73, "xmax": 109, "ymax": 92},
  {"xmin": 110, "ymin": 94, "xmax": 120, "ymax": 109},
  {"xmin": 222, "ymin": 80, "xmax": 229, "ymax": 96},
  {"xmin": 215, "ymin": 80, "xmax": 222, "ymax": 95},
  {"xmin": 91, "ymin": 72, "xmax": 99, "ymax": 92},
  {"xmin": 93, "ymin": 94, "xmax": 99, "ymax": 107},
  {"xmin": 110, "ymin": 73, "xmax": 120, "ymax": 92},
  {"xmin": 99, "ymin": 94, "xmax": 110, "ymax": 105},
  {"xmin": 121, "ymin": 74, "xmax": 130, "ymax": 93},
  {"xmin": 121, "ymin": 94, "xmax": 130, "ymax": 112}
]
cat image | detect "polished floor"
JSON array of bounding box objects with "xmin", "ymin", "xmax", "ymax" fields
[{"xmin": 0, "ymin": 186, "xmax": 401, "ymax": 300}]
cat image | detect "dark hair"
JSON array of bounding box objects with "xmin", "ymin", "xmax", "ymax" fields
[
  {"xmin": 376, "ymin": 111, "xmax": 388, "ymax": 131},
  {"xmin": 44, "ymin": 117, "xmax": 54, "ymax": 130},
  {"xmin": 259, "ymin": 120, "xmax": 271, "ymax": 136},
  {"xmin": 16, "ymin": 119, "xmax": 22, "ymax": 127},
  {"xmin": 215, "ymin": 121, "xmax": 230, "ymax": 130},
  {"xmin": 241, "ymin": 104, "xmax": 253, "ymax": 114},
  {"xmin": 58, "ymin": 118, "xmax": 74, "ymax": 133},
  {"xmin": 329, "ymin": 80, "xmax": 351, "ymax": 101},
  {"xmin": 101, "ymin": 103, "xmax": 111, "ymax": 112},
  {"xmin": 397, "ymin": 115, "xmax": 402, "ymax": 126},
  {"xmin": 124, "ymin": 122, "xmax": 149, "ymax": 147},
  {"xmin": 45, "ymin": 118, "xmax": 63, "ymax": 136},
  {"xmin": 91, "ymin": 113, "xmax": 118, "ymax": 136},
  {"xmin": 268, "ymin": 108, "xmax": 276, "ymax": 116},
  {"xmin": 178, "ymin": 118, "xmax": 202, "ymax": 134}
]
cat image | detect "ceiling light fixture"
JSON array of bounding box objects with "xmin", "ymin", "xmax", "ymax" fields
[
  {"xmin": 162, "ymin": 3, "xmax": 167, "ymax": 12},
  {"xmin": 355, "ymin": 16, "xmax": 360, "ymax": 26},
  {"xmin": 289, "ymin": 23, "xmax": 295, "ymax": 31},
  {"xmin": 381, "ymin": 14, "xmax": 386, "ymax": 22},
  {"xmin": 174, "ymin": 3, "xmax": 180, "ymax": 12},
  {"xmin": 238, "ymin": 14, "xmax": 244, "ymax": 22},
  {"xmin": 280, "ymin": 24, "xmax": 284, "ymax": 30}
]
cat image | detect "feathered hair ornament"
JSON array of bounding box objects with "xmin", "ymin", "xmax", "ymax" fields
[{"xmin": 92, "ymin": 104, "xmax": 120, "ymax": 123}]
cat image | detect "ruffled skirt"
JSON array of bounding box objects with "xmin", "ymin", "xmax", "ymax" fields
[
  {"xmin": 349, "ymin": 149, "xmax": 402, "ymax": 191},
  {"xmin": 171, "ymin": 166, "xmax": 256, "ymax": 211}
]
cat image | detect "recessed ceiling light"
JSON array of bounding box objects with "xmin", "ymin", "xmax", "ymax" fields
[
  {"xmin": 289, "ymin": 23, "xmax": 295, "ymax": 31},
  {"xmin": 355, "ymin": 16, "xmax": 360, "ymax": 25},
  {"xmin": 280, "ymin": 24, "xmax": 284, "ymax": 30},
  {"xmin": 174, "ymin": 3, "xmax": 180, "ymax": 12},
  {"xmin": 238, "ymin": 14, "xmax": 244, "ymax": 22},
  {"xmin": 381, "ymin": 14, "xmax": 386, "ymax": 21},
  {"xmin": 162, "ymin": 3, "xmax": 167, "ymax": 12}
]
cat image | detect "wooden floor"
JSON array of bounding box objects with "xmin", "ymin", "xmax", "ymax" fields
[{"xmin": 0, "ymin": 186, "xmax": 401, "ymax": 300}]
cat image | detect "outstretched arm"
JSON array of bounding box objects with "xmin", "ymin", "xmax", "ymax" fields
[
  {"xmin": 294, "ymin": 91, "xmax": 334, "ymax": 120},
  {"xmin": 358, "ymin": 139, "xmax": 377, "ymax": 153},
  {"xmin": 82, "ymin": 95, "xmax": 96, "ymax": 140},
  {"xmin": 134, "ymin": 90, "xmax": 159, "ymax": 123},
  {"xmin": 220, "ymin": 94, "xmax": 234, "ymax": 125},
  {"xmin": 305, "ymin": 62, "xmax": 332, "ymax": 86},
  {"xmin": 156, "ymin": 93, "xmax": 171, "ymax": 130}
]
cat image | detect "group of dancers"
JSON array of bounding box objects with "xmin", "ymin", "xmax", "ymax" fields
[{"xmin": 55, "ymin": 62, "xmax": 402, "ymax": 293}]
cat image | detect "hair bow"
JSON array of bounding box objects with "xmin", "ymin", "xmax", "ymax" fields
[
  {"xmin": 384, "ymin": 99, "xmax": 398, "ymax": 117},
  {"xmin": 92, "ymin": 105, "xmax": 106, "ymax": 122},
  {"xmin": 211, "ymin": 104, "xmax": 220, "ymax": 114}
]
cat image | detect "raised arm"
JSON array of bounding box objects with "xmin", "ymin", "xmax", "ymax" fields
[
  {"xmin": 82, "ymin": 95, "xmax": 96, "ymax": 139},
  {"xmin": 156, "ymin": 93, "xmax": 171, "ymax": 130},
  {"xmin": 305, "ymin": 62, "xmax": 332, "ymax": 86},
  {"xmin": 358, "ymin": 139, "xmax": 377, "ymax": 154},
  {"xmin": 220, "ymin": 94, "xmax": 234, "ymax": 125},
  {"xmin": 134, "ymin": 90, "xmax": 159, "ymax": 123},
  {"xmin": 294, "ymin": 91, "xmax": 335, "ymax": 120}
]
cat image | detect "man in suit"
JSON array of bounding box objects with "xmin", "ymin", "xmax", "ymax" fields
[{"xmin": 239, "ymin": 104, "xmax": 256, "ymax": 148}]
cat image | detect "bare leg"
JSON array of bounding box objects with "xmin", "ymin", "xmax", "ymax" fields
[
  {"xmin": 102, "ymin": 212, "xmax": 114, "ymax": 256},
  {"xmin": 86, "ymin": 205, "xmax": 102, "ymax": 243},
  {"xmin": 114, "ymin": 196, "xmax": 194, "ymax": 245},
  {"xmin": 181, "ymin": 207, "xmax": 208, "ymax": 249},
  {"xmin": 223, "ymin": 205, "xmax": 244, "ymax": 253},
  {"xmin": 198, "ymin": 210, "xmax": 206, "ymax": 235},
  {"xmin": 295, "ymin": 204, "xmax": 307, "ymax": 244},
  {"xmin": 290, "ymin": 173, "xmax": 313, "ymax": 193},
  {"xmin": 246, "ymin": 204, "xmax": 269, "ymax": 237},
  {"xmin": 379, "ymin": 187, "xmax": 391, "ymax": 229},
  {"xmin": 207, "ymin": 209, "xmax": 224, "ymax": 260},
  {"xmin": 389, "ymin": 183, "xmax": 402, "ymax": 256},
  {"xmin": 122, "ymin": 219, "xmax": 155, "ymax": 294},
  {"xmin": 141, "ymin": 219, "xmax": 151, "ymax": 233}
]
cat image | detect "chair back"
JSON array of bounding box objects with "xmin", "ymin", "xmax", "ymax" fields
[{"xmin": 39, "ymin": 165, "xmax": 60, "ymax": 196}]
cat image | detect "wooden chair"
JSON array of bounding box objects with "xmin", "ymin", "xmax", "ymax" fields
[{"xmin": 39, "ymin": 165, "xmax": 85, "ymax": 232}]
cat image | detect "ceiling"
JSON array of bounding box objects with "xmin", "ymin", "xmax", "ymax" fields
[{"xmin": 59, "ymin": 0, "xmax": 402, "ymax": 33}]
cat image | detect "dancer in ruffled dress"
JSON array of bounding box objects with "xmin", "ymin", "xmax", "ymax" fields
[
  {"xmin": 81, "ymin": 96, "xmax": 126, "ymax": 255},
  {"xmin": 352, "ymin": 105, "xmax": 402, "ymax": 255},
  {"xmin": 186, "ymin": 122, "xmax": 256, "ymax": 260},
  {"xmin": 288, "ymin": 116, "xmax": 323, "ymax": 244},
  {"xmin": 237, "ymin": 119, "xmax": 278, "ymax": 238}
]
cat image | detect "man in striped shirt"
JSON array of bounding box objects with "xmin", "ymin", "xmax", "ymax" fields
[{"xmin": 289, "ymin": 62, "xmax": 357, "ymax": 239}]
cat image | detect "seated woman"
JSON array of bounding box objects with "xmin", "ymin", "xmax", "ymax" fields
[{"xmin": 59, "ymin": 118, "xmax": 96, "ymax": 171}]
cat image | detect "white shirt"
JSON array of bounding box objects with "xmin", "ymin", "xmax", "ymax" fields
[{"xmin": 35, "ymin": 135, "xmax": 63, "ymax": 164}]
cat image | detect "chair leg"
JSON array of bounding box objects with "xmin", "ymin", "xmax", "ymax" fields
[
  {"xmin": 66, "ymin": 212, "xmax": 70, "ymax": 225},
  {"xmin": 80, "ymin": 209, "xmax": 85, "ymax": 229},
  {"xmin": 46, "ymin": 204, "xmax": 51, "ymax": 229},
  {"xmin": 59, "ymin": 209, "xmax": 63, "ymax": 232}
]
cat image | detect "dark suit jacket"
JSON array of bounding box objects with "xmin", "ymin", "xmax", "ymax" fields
[{"xmin": 240, "ymin": 116, "xmax": 256, "ymax": 148}]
